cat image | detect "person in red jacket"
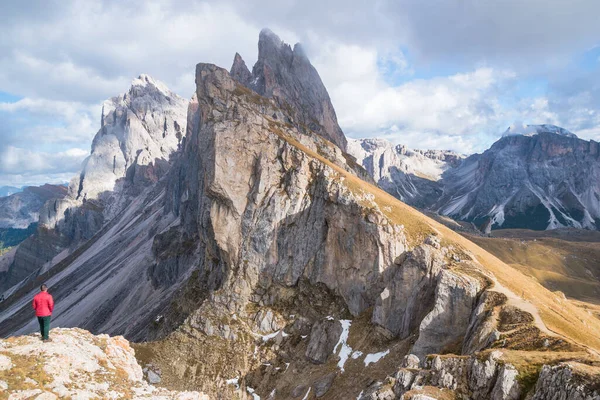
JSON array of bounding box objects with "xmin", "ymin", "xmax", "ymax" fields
[{"xmin": 32, "ymin": 284, "xmax": 54, "ymax": 342}]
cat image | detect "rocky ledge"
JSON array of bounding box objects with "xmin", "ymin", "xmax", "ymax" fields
[{"xmin": 0, "ymin": 328, "xmax": 208, "ymax": 399}]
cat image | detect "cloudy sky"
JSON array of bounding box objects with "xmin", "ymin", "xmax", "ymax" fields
[{"xmin": 1, "ymin": 0, "xmax": 599, "ymax": 187}]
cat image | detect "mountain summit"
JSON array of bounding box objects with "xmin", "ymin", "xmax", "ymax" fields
[
  {"xmin": 230, "ymin": 28, "xmax": 348, "ymax": 151},
  {"xmin": 502, "ymin": 123, "xmax": 578, "ymax": 138},
  {"xmin": 350, "ymin": 124, "xmax": 600, "ymax": 232}
]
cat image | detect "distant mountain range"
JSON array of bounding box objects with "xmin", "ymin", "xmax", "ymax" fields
[
  {"xmin": 0, "ymin": 184, "xmax": 67, "ymax": 230},
  {"xmin": 348, "ymin": 124, "xmax": 600, "ymax": 232}
]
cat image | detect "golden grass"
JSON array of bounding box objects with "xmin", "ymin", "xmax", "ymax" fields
[
  {"xmin": 0, "ymin": 352, "xmax": 53, "ymax": 390},
  {"xmin": 267, "ymin": 120, "xmax": 437, "ymax": 245},
  {"xmin": 265, "ymin": 120, "xmax": 600, "ymax": 354},
  {"xmin": 466, "ymin": 234, "xmax": 600, "ymax": 305}
]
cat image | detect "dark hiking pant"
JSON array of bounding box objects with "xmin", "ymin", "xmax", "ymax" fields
[{"xmin": 37, "ymin": 316, "xmax": 51, "ymax": 340}]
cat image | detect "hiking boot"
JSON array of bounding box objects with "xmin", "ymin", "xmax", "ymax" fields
[{"xmin": 42, "ymin": 338, "xmax": 52, "ymax": 342}]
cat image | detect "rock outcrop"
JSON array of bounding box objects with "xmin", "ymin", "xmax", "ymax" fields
[
  {"xmin": 0, "ymin": 328, "xmax": 207, "ymax": 399},
  {"xmin": 531, "ymin": 362, "xmax": 600, "ymax": 400},
  {"xmin": 305, "ymin": 319, "xmax": 343, "ymax": 364},
  {"xmin": 363, "ymin": 350, "xmax": 600, "ymax": 400}
]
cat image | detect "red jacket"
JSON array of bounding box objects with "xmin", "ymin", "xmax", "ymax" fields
[{"xmin": 33, "ymin": 291, "xmax": 54, "ymax": 317}]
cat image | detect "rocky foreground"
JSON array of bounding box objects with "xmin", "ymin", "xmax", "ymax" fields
[
  {"xmin": 0, "ymin": 328, "xmax": 207, "ymax": 399},
  {"xmin": 0, "ymin": 329, "xmax": 598, "ymax": 400}
]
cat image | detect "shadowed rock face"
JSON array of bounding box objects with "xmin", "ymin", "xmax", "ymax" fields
[
  {"xmin": 230, "ymin": 52, "xmax": 252, "ymax": 87},
  {"xmin": 168, "ymin": 62, "xmax": 407, "ymax": 319},
  {"xmin": 230, "ymin": 28, "xmax": 348, "ymax": 152}
]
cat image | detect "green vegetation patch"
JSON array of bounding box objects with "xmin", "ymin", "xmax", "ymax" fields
[{"xmin": 0, "ymin": 223, "xmax": 37, "ymax": 252}]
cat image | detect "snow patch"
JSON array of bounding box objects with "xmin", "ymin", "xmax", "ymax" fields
[
  {"xmin": 503, "ymin": 123, "xmax": 577, "ymax": 138},
  {"xmin": 261, "ymin": 330, "xmax": 289, "ymax": 342},
  {"xmin": 301, "ymin": 387, "xmax": 311, "ymax": 400},
  {"xmin": 364, "ymin": 350, "xmax": 390, "ymax": 366},
  {"xmin": 333, "ymin": 319, "xmax": 353, "ymax": 372},
  {"xmin": 225, "ymin": 378, "xmax": 239, "ymax": 389},
  {"xmin": 247, "ymin": 387, "xmax": 260, "ymax": 400}
]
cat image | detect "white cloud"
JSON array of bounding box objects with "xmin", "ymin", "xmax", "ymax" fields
[
  {"xmin": 0, "ymin": 1, "xmax": 265, "ymax": 102},
  {"xmin": 0, "ymin": 173, "xmax": 75, "ymax": 188},
  {"xmin": 1, "ymin": 147, "xmax": 88, "ymax": 175},
  {"xmin": 1, "ymin": 0, "xmax": 600, "ymax": 186},
  {"xmin": 312, "ymin": 41, "xmax": 521, "ymax": 152},
  {"xmin": 0, "ymin": 97, "xmax": 100, "ymax": 145}
]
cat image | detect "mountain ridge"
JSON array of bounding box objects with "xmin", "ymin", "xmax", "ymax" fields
[{"xmin": 349, "ymin": 126, "xmax": 600, "ymax": 232}]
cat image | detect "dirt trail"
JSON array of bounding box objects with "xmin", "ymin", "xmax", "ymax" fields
[{"xmin": 490, "ymin": 279, "xmax": 552, "ymax": 336}]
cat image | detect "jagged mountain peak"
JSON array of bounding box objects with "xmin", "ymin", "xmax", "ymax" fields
[
  {"xmin": 132, "ymin": 73, "xmax": 169, "ymax": 91},
  {"xmin": 80, "ymin": 75, "xmax": 189, "ymax": 202},
  {"xmin": 231, "ymin": 29, "xmax": 348, "ymax": 151},
  {"xmin": 36, "ymin": 74, "xmax": 189, "ymax": 235},
  {"xmin": 122, "ymin": 74, "xmax": 181, "ymax": 105},
  {"xmin": 503, "ymin": 123, "xmax": 577, "ymax": 138},
  {"xmin": 229, "ymin": 52, "xmax": 252, "ymax": 86},
  {"xmin": 347, "ymin": 137, "xmax": 464, "ymax": 207},
  {"xmin": 432, "ymin": 126, "xmax": 599, "ymax": 232},
  {"xmin": 258, "ymin": 27, "xmax": 286, "ymax": 47}
]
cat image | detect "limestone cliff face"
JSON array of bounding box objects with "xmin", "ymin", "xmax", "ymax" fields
[
  {"xmin": 532, "ymin": 362, "xmax": 600, "ymax": 400},
  {"xmin": 364, "ymin": 352, "xmax": 600, "ymax": 400},
  {"xmin": 0, "ymin": 184, "xmax": 67, "ymax": 229},
  {"xmin": 230, "ymin": 29, "xmax": 348, "ymax": 151},
  {"xmin": 76, "ymin": 74, "xmax": 188, "ymax": 203},
  {"xmin": 141, "ymin": 62, "xmax": 571, "ymax": 399},
  {"xmin": 347, "ymin": 138, "xmax": 463, "ymax": 208},
  {"xmin": 168, "ymin": 62, "xmax": 406, "ymax": 318},
  {"xmin": 40, "ymin": 74, "xmax": 188, "ymax": 234}
]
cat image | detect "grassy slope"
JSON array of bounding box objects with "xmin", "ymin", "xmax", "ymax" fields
[
  {"xmin": 267, "ymin": 121, "xmax": 600, "ymax": 354},
  {"xmin": 466, "ymin": 232, "xmax": 600, "ymax": 305}
]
